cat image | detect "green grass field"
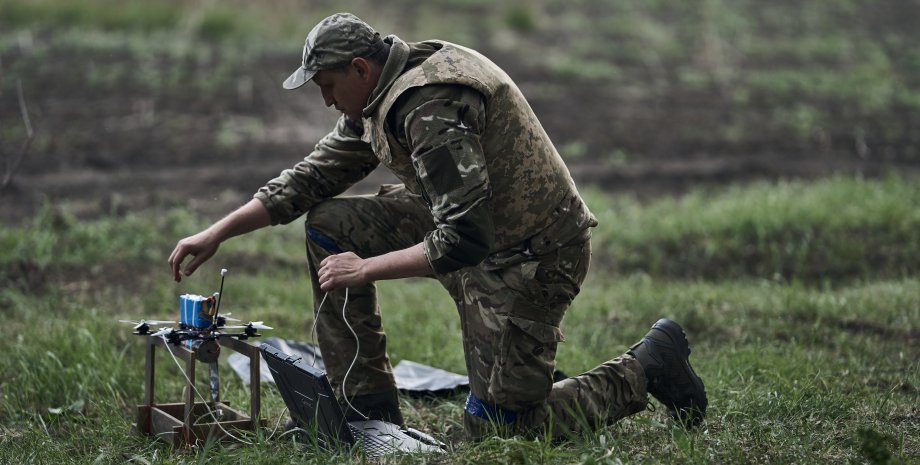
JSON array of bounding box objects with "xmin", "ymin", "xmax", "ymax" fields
[
  {"xmin": 1, "ymin": 175, "xmax": 917, "ymax": 464},
  {"xmin": 1, "ymin": 0, "xmax": 918, "ymax": 462}
]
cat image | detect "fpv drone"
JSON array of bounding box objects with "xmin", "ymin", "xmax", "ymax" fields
[{"xmin": 120, "ymin": 269, "xmax": 271, "ymax": 360}]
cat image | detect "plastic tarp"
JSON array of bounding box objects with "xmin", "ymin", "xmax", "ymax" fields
[
  {"xmin": 391, "ymin": 360, "xmax": 470, "ymax": 397},
  {"xmin": 228, "ymin": 337, "xmax": 469, "ymax": 396}
]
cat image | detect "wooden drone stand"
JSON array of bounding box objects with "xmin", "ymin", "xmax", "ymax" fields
[{"xmin": 135, "ymin": 336, "xmax": 265, "ymax": 448}]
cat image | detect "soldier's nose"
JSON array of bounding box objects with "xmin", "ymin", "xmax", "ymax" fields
[{"xmin": 321, "ymin": 90, "xmax": 335, "ymax": 108}]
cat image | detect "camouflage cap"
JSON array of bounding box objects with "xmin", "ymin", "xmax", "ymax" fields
[{"xmin": 282, "ymin": 13, "xmax": 384, "ymax": 90}]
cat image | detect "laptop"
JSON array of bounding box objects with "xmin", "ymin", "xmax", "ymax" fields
[{"xmin": 261, "ymin": 344, "xmax": 445, "ymax": 457}]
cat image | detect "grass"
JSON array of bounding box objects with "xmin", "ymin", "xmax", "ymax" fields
[
  {"xmin": 0, "ymin": 0, "xmax": 180, "ymax": 32},
  {"xmin": 1, "ymin": 175, "xmax": 917, "ymax": 464},
  {"xmin": 1, "ymin": 2, "xmax": 916, "ymax": 462},
  {"xmin": 587, "ymin": 174, "xmax": 920, "ymax": 282}
]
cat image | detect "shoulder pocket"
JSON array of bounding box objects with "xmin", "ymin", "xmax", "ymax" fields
[{"xmin": 415, "ymin": 143, "xmax": 464, "ymax": 196}]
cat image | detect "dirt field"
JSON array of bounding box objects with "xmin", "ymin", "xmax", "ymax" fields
[{"xmin": 1, "ymin": 32, "xmax": 917, "ymax": 224}]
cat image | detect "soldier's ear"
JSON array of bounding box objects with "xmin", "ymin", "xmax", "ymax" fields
[{"xmin": 351, "ymin": 57, "xmax": 372, "ymax": 81}]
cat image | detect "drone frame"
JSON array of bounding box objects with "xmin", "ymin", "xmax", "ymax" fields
[{"xmin": 132, "ymin": 267, "xmax": 267, "ymax": 447}]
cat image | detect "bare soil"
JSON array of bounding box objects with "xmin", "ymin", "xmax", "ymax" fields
[{"xmin": 1, "ymin": 40, "xmax": 917, "ymax": 224}]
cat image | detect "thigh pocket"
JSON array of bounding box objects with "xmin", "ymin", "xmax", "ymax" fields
[
  {"xmin": 488, "ymin": 316, "xmax": 565, "ymax": 410},
  {"xmin": 501, "ymin": 259, "xmax": 583, "ymax": 312}
]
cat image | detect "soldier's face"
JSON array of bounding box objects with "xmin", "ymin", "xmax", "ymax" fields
[{"xmin": 312, "ymin": 60, "xmax": 375, "ymax": 121}]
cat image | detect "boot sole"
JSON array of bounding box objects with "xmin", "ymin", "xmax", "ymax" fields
[{"xmin": 651, "ymin": 318, "xmax": 708, "ymax": 426}]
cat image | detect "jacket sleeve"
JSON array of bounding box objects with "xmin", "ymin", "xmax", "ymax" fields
[
  {"xmin": 397, "ymin": 85, "xmax": 494, "ymax": 274},
  {"xmin": 253, "ymin": 116, "xmax": 379, "ymax": 225}
]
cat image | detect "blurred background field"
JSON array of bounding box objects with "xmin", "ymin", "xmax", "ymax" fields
[
  {"xmin": 0, "ymin": 1, "xmax": 917, "ymax": 464},
  {"xmin": 2, "ymin": 0, "xmax": 920, "ymax": 220}
]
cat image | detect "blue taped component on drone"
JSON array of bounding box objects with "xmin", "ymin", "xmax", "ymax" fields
[{"xmin": 180, "ymin": 294, "xmax": 216, "ymax": 329}]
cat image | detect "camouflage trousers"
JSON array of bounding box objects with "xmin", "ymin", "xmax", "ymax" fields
[{"xmin": 305, "ymin": 184, "xmax": 648, "ymax": 440}]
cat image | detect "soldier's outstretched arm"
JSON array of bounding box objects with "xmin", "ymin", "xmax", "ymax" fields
[{"xmin": 168, "ymin": 198, "xmax": 272, "ymax": 282}]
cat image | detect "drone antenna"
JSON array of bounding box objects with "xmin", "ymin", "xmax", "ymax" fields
[{"xmin": 215, "ymin": 268, "xmax": 228, "ymax": 315}]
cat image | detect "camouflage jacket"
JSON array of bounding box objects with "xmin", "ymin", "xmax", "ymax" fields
[{"xmin": 255, "ymin": 36, "xmax": 597, "ymax": 274}]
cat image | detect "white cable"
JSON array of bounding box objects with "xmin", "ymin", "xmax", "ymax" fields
[
  {"xmin": 277, "ymin": 425, "xmax": 309, "ymax": 440},
  {"xmin": 309, "ymin": 288, "xmax": 367, "ymax": 419},
  {"xmin": 309, "ymin": 292, "xmax": 330, "ymax": 367},
  {"xmin": 160, "ymin": 336, "xmax": 254, "ymax": 445},
  {"xmin": 265, "ymin": 406, "xmax": 289, "ymax": 441},
  {"xmin": 339, "ymin": 287, "xmax": 369, "ymax": 420}
]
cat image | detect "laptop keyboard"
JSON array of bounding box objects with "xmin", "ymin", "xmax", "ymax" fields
[{"xmin": 348, "ymin": 424, "xmax": 394, "ymax": 457}]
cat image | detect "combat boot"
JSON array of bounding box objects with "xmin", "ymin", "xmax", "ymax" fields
[{"xmin": 628, "ymin": 318, "xmax": 707, "ymax": 426}]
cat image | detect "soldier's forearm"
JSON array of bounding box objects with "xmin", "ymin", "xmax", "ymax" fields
[
  {"xmin": 207, "ymin": 198, "xmax": 273, "ymax": 242},
  {"xmin": 363, "ymin": 242, "xmax": 433, "ymax": 281}
]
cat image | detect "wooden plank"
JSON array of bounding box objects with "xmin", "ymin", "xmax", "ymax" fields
[
  {"xmin": 136, "ymin": 405, "xmax": 152, "ymax": 435},
  {"xmin": 136, "ymin": 336, "xmax": 264, "ymax": 447},
  {"xmin": 220, "ymin": 337, "xmax": 261, "ymax": 424},
  {"xmin": 249, "ymin": 342, "xmax": 261, "ymax": 424},
  {"xmin": 184, "ymin": 350, "xmax": 196, "ymax": 438},
  {"xmin": 151, "ymin": 406, "xmax": 183, "ymax": 429},
  {"xmin": 151, "ymin": 405, "xmax": 182, "ymax": 446},
  {"xmin": 143, "ymin": 337, "xmax": 156, "ymax": 405},
  {"xmin": 212, "ymin": 401, "xmax": 248, "ymax": 421},
  {"xmin": 142, "ymin": 402, "xmax": 263, "ymax": 446}
]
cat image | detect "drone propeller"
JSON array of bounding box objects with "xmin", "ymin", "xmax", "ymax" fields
[
  {"xmin": 223, "ymin": 321, "xmax": 273, "ymax": 330},
  {"xmin": 218, "ymin": 313, "xmax": 240, "ymax": 322},
  {"xmin": 119, "ymin": 319, "xmax": 177, "ymax": 329},
  {"xmin": 249, "ymin": 321, "xmax": 273, "ymax": 330},
  {"xmin": 120, "ymin": 319, "xmax": 177, "ymax": 335},
  {"xmin": 150, "ymin": 327, "xmax": 175, "ymax": 337}
]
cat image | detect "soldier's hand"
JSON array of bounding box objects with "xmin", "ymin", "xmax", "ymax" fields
[
  {"xmin": 168, "ymin": 231, "xmax": 221, "ymax": 282},
  {"xmin": 318, "ymin": 252, "xmax": 368, "ymax": 291}
]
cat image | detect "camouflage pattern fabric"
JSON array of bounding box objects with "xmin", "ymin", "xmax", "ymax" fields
[
  {"xmin": 464, "ymin": 358, "xmax": 648, "ymax": 440},
  {"xmin": 364, "ymin": 37, "xmax": 598, "ymax": 260},
  {"xmin": 255, "ymin": 115, "xmax": 378, "ymax": 225},
  {"xmin": 282, "ymin": 12, "xmax": 386, "ymax": 90},
  {"xmin": 306, "ymin": 185, "xmax": 648, "ymax": 440},
  {"xmin": 258, "ymin": 37, "xmax": 598, "ymax": 270},
  {"xmin": 305, "ymin": 185, "xmax": 434, "ymax": 398},
  {"xmin": 261, "ymin": 19, "xmax": 642, "ymax": 440}
]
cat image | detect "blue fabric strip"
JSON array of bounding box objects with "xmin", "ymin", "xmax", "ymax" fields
[
  {"xmin": 307, "ymin": 228, "xmax": 343, "ymax": 254},
  {"xmin": 464, "ymin": 391, "xmax": 518, "ymax": 424}
]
